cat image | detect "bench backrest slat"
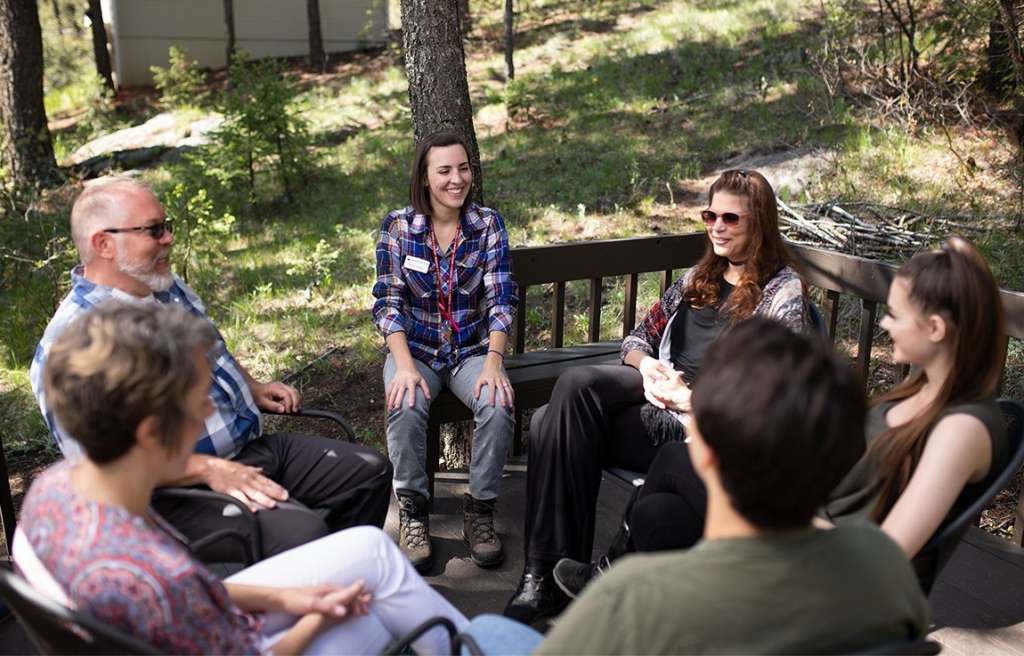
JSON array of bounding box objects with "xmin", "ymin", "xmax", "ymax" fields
[
  {"xmin": 552, "ymin": 281, "xmax": 566, "ymax": 348},
  {"xmin": 589, "ymin": 278, "xmax": 603, "ymax": 343},
  {"xmin": 623, "ymin": 273, "xmax": 639, "ymax": 339},
  {"xmin": 856, "ymin": 299, "xmax": 879, "ymax": 387}
]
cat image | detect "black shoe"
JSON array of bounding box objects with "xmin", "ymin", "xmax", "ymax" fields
[
  {"xmin": 552, "ymin": 555, "xmax": 611, "ymax": 599},
  {"xmin": 503, "ymin": 571, "xmax": 569, "ymax": 626}
]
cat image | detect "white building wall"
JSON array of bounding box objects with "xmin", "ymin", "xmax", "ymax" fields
[{"xmin": 103, "ymin": 0, "xmax": 388, "ymax": 87}]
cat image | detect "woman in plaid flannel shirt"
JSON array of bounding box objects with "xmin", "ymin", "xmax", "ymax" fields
[
  {"xmin": 505, "ymin": 169, "xmax": 812, "ymax": 625},
  {"xmin": 372, "ymin": 131, "xmax": 518, "ymax": 573}
]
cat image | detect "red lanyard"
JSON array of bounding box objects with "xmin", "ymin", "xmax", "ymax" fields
[{"xmin": 430, "ymin": 223, "xmax": 461, "ymax": 334}]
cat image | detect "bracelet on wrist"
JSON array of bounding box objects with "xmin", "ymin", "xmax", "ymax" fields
[{"xmin": 487, "ymin": 349, "xmax": 505, "ymax": 359}]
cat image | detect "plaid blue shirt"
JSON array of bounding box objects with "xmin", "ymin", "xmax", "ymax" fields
[
  {"xmin": 372, "ymin": 204, "xmax": 518, "ymax": 370},
  {"xmin": 30, "ymin": 267, "xmax": 262, "ymax": 460}
]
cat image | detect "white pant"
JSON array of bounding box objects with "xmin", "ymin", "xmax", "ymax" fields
[{"xmin": 226, "ymin": 525, "xmax": 468, "ymax": 655}]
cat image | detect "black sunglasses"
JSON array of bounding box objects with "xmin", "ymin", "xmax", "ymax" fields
[
  {"xmin": 103, "ymin": 219, "xmax": 174, "ymax": 239},
  {"xmin": 700, "ymin": 210, "xmax": 748, "ymax": 226}
]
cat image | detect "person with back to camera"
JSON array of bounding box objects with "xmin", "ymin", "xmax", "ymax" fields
[
  {"xmin": 567, "ymin": 236, "xmax": 1011, "ymax": 598},
  {"xmin": 14, "ymin": 302, "xmax": 468, "ymax": 655},
  {"xmin": 372, "ymin": 130, "xmax": 518, "ymax": 572},
  {"xmin": 504, "ymin": 169, "xmax": 811, "ymax": 624},
  {"xmin": 460, "ymin": 318, "xmax": 929, "ymax": 655}
]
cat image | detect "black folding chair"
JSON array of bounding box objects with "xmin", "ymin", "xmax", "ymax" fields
[
  {"xmin": 0, "ymin": 567, "xmax": 160, "ymax": 655},
  {"xmin": 912, "ymin": 398, "xmax": 1024, "ymax": 594},
  {"xmin": 854, "ymin": 637, "xmax": 942, "ymax": 655},
  {"xmin": 154, "ymin": 406, "xmax": 357, "ymax": 566},
  {"xmin": 380, "ymin": 615, "xmax": 486, "ymax": 655}
]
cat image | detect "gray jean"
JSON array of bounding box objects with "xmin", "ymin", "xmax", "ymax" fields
[{"xmin": 384, "ymin": 353, "xmax": 514, "ymax": 501}]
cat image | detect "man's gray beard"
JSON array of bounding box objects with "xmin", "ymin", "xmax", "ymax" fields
[{"xmin": 116, "ymin": 251, "xmax": 174, "ymax": 292}]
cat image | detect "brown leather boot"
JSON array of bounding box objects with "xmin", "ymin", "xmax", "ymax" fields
[
  {"xmin": 397, "ymin": 492, "xmax": 432, "ymax": 572},
  {"xmin": 463, "ymin": 493, "xmax": 503, "ymax": 568}
]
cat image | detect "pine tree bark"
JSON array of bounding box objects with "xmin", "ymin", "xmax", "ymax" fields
[
  {"xmin": 306, "ymin": 0, "xmax": 326, "ymax": 72},
  {"xmin": 223, "ymin": 0, "xmax": 236, "ymax": 68},
  {"xmin": 400, "ymin": 0, "xmax": 483, "ymax": 202},
  {"xmin": 0, "ymin": 0, "xmax": 59, "ymax": 188},
  {"xmin": 504, "ymin": 0, "xmax": 514, "ymax": 80},
  {"xmin": 85, "ymin": 0, "xmax": 114, "ymax": 92},
  {"xmin": 995, "ymin": 0, "xmax": 1024, "ymax": 145}
]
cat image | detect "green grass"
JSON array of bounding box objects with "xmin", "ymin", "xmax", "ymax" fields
[{"xmin": 4, "ymin": 0, "xmax": 1023, "ymax": 462}]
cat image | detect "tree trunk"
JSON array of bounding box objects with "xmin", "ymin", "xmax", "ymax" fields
[
  {"xmin": 988, "ymin": 16, "xmax": 1014, "ymax": 96},
  {"xmin": 400, "ymin": 0, "xmax": 483, "ymax": 202},
  {"xmin": 457, "ymin": 0, "xmax": 471, "ymax": 37},
  {"xmin": 504, "ymin": 0, "xmax": 514, "ymax": 80},
  {"xmin": 223, "ymin": 0, "xmax": 236, "ymax": 68},
  {"xmin": 85, "ymin": 0, "xmax": 114, "ymax": 92},
  {"xmin": 306, "ymin": 0, "xmax": 326, "ymax": 72},
  {"xmin": 0, "ymin": 0, "xmax": 59, "ymax": 188},
  {"xmin": 996, "ymin": 0, "xmax": 1024, "ymax": 145}
]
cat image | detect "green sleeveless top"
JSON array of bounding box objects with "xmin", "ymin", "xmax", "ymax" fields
[{"xmin": 824, "ymin": 398, "xmax": 1008, "ymax": 524}]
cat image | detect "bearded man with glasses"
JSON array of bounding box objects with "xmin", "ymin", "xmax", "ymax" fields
[{"xmin": 29, "ymin": 176, "xmax": 393, "ymax": 563}]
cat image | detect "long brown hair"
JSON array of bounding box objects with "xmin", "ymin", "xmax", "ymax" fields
[
  {"xmin": 868, "ymin": 236, "xmax": 1006, "ymax": 521},
  {"xmin": 683, "ymin": 169, "xmax": 796, "ymax": 321}
]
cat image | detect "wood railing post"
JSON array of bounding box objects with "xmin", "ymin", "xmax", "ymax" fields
[
  {"xmin": 826, "ymin": 289, "xmax": 840, "ymax": 344},
  {"xmin": 623, "ymin": 273, "xmax": 638, "ymax": 338},
  {"xmin": 589, "ymin": 277, "xmax": 603, "ymax": 343},
  {"xmin": 0, "ymin": 437, "xmax": 15, "ymax": 550},
  {"xmin": 514, "ymin": 285, "xmax": 528, "ymax": 355},
  {"xmin": 661, "ymin": 269, "xmax": 673, "ymax": 295},
  {"xmin": 856, "ymin": 299, "xmax": 877, "ymax": 390},
  {"xmin": 552, "ymin": 281, "xmax": 565, "ymax": 348}
]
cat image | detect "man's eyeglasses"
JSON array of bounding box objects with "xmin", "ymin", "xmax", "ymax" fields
[
  {"xmin": 700, "ymin": 210, "xmax": 747, "ymax": 226},
  {"xmin": 103, "ymin": 219, "xmax": 173, "ymax": 240}
]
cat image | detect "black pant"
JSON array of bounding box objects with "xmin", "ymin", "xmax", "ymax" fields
[
  {"xmin": 524, "ymin": 365, "xmax": 661, "ymax": 564},
  {"xmin": 629, "ymin": 440, "xmax": 707, "ymax": 552},
  {"xmin": 153, "ymin": 432, "xmax": 392, "ymax": 562}
]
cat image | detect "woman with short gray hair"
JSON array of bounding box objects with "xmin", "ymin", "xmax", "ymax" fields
[{"xmin": 15, "ymin": 302, "xmax": 466, "ymax": 654}]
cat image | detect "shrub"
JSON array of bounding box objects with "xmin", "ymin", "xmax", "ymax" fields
[
  {"xmin": 211, "ymin": 53, "xmax": 318, "ymax": 208},
  {"xmin": 161, "ymin": 178, "xmax": 236, "ymax": 288},
  {"xmin": 151, "ymin": 46, "xmax": 207, "ymax": 109}
]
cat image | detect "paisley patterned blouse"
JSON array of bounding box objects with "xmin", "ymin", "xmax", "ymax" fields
[{"xmin": 17, "ymin": 461, "xmax": 262, "ymax": 655}]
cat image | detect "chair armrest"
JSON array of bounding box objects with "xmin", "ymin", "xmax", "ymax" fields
[
  {"xmin": 454, "ymin": 632, "xmax": 485, "ymax": 656},
  {"xmin": 264, "ymin": 407, "xmax": 356, "ymax": 443},
  {"xmin": 380, "ymin": 616, "xmax": 458, "ymax": 655},
  {"xmin": 152, "ymin": 487, "xmax": 263, "ymax": 564}
]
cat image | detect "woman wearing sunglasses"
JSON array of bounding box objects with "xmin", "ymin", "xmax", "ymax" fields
[{"xmin": 505, "ymin": 169, "xmax": 811, "ymax": 624}]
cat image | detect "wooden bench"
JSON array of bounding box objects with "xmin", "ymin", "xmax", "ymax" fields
[{"xmin": 424, "ymin": 232, "xmax": 1024, "ymax": 545}]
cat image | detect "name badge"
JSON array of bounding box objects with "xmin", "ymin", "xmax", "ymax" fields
[{"xmin": 403, "ymin": 255, "xmax": 430, "ymax": 273}]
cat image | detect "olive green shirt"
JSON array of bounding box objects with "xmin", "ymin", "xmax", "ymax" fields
[
  {"xmin": 536, "ymin": 524, "xmax": 929, "ymax": 655},
  {"xmin": 824, "ymin": 399, "xmax": 1007, "ymax": 524}
]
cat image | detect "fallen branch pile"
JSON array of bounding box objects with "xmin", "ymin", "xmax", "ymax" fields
[{"xmin": 777, "ymin": 199, "xmax": 985, "ymax": 261}]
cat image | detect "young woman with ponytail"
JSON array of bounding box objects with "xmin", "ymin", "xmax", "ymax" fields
[{"xmin": 823, "ymin": 236, "xmax": 1009, "ymax": 560}]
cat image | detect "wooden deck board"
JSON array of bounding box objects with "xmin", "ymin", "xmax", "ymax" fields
[{"xmin": 929, "ymin": 527, "xmax": 1024, "ymax": 655}]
